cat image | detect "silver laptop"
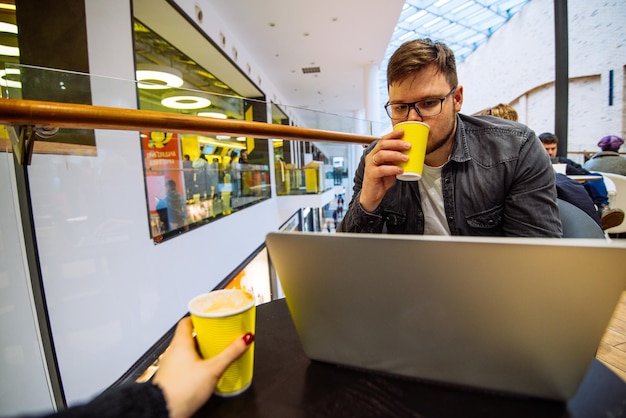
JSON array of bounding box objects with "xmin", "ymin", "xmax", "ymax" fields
[{"xmin": 265, "ymin": 232, "xmax": 626, "ymax": 400}]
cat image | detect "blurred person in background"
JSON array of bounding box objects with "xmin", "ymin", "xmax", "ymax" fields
[
  {"xmin": 192, "ymin": 153, "xmax": 210, "ymax": 199},
  {"xmin": 539, "ymin": 132, "xmax": 624, "ymax": 230},
  {"xmin": 474, "ymin": 103, "xmax": 518, "ymax": 121},
  {"xmin": 164, "ymin": 179, "xmax": 187, "ymax": 230},
  {"xmin": 182, "ymin": 154, "xmax": 194, "ymax": 196},
  {"xmin": 584, "ymin": 135, "xmax": 626, "ymax": 176}
]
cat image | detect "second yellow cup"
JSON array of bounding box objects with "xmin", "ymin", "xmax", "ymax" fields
[
  {"xmin": 394, "ymin": 121, "xmax": 430, "ymax": 181},
  {"xmin": 188, "ymin": 289, "xmax": 256, "ymax": 397}
]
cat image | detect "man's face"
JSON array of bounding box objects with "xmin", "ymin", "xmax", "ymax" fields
[
  {"xmin": 388, "ymin": 65, "xmax": 462, "ymax": 165},
  {"xmin": 542, "ymin": 142, "xmax": 558, "ymax": 157}
]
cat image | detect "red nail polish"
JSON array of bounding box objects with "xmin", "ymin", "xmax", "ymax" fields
[{"xmin": 242, "ymin": 332, "xmax": 255, "ymax": 346}]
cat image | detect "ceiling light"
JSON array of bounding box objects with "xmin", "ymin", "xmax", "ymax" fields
[
  {"xmin": 0, "ymin": 22, "xmax": 17, "ymax": 34},
  {"xmin": 136, "ymin": 64, "xmax": 184, "ymax": 89},
  {"xmin": 197, "ymin": 111, "xmax": 227, "ymax": 119},
  {"xmin": 302, "ymin": 66, "xmax": 321, "ymax": 74},
  {"xmin": 0, "ymin": 68, "xmax": 21, "ymax": 88},
  {"xmin": 0, "ymin": 44, "xmax": 19, "ymax": 56},
  {"xmin": 161, "ymin": 92, "xmax": 211, "ymax": 110},
  {"xmin": 452, "ymin": 1, "xmax": 474, "ymax": 14},
  {"xmin": 198, "ymin": 136, "xmax": 245, "ymax": 149},
  {"xmin": 0, "ymin": 22, "xmax": 19, "ymax": 57}
]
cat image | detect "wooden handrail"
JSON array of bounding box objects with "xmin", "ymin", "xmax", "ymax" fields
[{"xmin": 0, "ymin": 98, "xmax": 376, "ymax": 145}]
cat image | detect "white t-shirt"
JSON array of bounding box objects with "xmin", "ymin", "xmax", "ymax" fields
[{"xmin": 418, "ymin": 164, "xmax": 450, "ymax": 235}]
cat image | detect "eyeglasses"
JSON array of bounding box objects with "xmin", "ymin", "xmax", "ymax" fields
[{"xmin": 385, "ymin": 87, "xmax": 456, "ymax": 120}]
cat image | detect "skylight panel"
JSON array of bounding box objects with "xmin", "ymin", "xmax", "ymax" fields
[
  {"xmin": 464, "ymin": 32, "xmax": 488, "ymax": 45},
  {"xmin": 451, "ymin": 3, "xmax": 486, "ymax": 20},
  {"xmin": 378, "ymin": 0, "xmax": 531, "ymax": 120},
  {"xmin": 497, "ymin": 0, "xmax": 530, "ymax": 12},
  {"xmin": 471, "ymin": 14, "xmax": 507, "ymax": 31},
  {"xmin": 423, "ymin": 16, "xmax": 443, "ymax": 28},
  {"xmin": 406, "ymin": 9, "xmax": 428, "ymax": 23},
  {"xmin": 451, "ymin": 1, "xmax": 473, "ymax": 14},
  {"xmin": 399, "ymin": 31, "xmax": 414, "ymax": 41}
]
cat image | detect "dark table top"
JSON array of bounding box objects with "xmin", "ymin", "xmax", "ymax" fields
[{"xmin": 194, "ymin": 299, "xmax": 626, "ymax": 418}]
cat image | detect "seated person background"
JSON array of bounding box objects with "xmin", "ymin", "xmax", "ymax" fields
[
  {"xmin": 584, "ymin": 135, "xmax": 626, "ymax": 176},
  {"xmin": 539, "ymin": 132, "xmax": 624, "ymax": 230},
  {"xmin": 554, "ymin": 173, "xmax": 601, "ymax": 227},
  {"xmin": 473, "ymin": 103, "xmax": 518, "ymax": 121},
  {"xmin": 338, "ymin": 39, "xmax": 561, "ymax": 237}
]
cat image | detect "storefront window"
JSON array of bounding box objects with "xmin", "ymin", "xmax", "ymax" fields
[{"xmin": 133, "ymin": 20, "xmax": 271, "ymax": 243}]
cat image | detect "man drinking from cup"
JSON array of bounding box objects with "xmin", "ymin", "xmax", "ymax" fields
[{"xmin": 338, "ymin": 38, "xmax": 561, "ymax": 237}]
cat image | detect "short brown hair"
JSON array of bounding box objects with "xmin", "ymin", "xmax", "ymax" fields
[
  {"xmin": 538, "ymin": 132, "xmax": 558, "ymax": 145},
  {"xmin": 475, "ymin": 103, "xmax": 518, "ymax": 121},
  {"xmin": 387, "ymin": 38, "xmax": 458, "ymax": 90}
]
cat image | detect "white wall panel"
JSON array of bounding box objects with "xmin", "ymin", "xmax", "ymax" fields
[
  {"xmin": 11, "ymin": 0, "xmax": 285, "ymax": 407},
  {"xmin": 30, "ymin": 133, "xmax": 283, "ymax": 406},
  {"xmin": 0, "ymin": 150, "xmax": 53, "ymax": 415}
]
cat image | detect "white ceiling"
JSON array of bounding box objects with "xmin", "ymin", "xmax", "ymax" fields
[{"xmin": 208, "ymin": 0, "xmax": 406, "ymax": 117}]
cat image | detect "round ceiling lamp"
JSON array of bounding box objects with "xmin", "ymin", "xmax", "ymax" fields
[
  {"xmin": 197, "ymin": 111, "xmax": 227, "ymax": 119},
  {"xmin": 161, "ymin": 92, "xmax": 211, "ymax": 110},
  {"xmin": 0, "ymin": 68, "xmax": 21, "ymax": 89},
  {"xmin": 136, "ymin": 64, "xmax": 184, "ymax": 90},
  {"xmin": 0, "ymin": 22, "xmax": 19, "ymax": 57}
]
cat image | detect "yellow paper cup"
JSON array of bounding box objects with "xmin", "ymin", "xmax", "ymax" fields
[
  {"xmin": 394, "ymin": 121, "xmax": 429, "ymax": 181},
  {"xmin": 188, "ymin": 289, "xmax": 256, "ymax": 397}
]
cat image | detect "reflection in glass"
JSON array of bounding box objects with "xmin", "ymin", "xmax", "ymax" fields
[{"xmin": 133, "ymin": 20, "xmax": 273, "ymax": 243}]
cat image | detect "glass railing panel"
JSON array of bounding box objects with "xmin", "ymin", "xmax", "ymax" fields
[
  {"xmin": 274, "ymin": 163, "xmax": 335, "ymax": 196},
  {"xmin": 278, "ymin": 103, "xmax": 388, "ymax": 137},
  {"xmin": 268, "ymin": 103, "xmax": 388, "ymax": 200},
  {"xmin": 0, "ymin": 65, "xmax": 380, "ymax": 239},
  {"xmin": 1, "ymin": 64, "xmax": 273, "ymax": 244}
]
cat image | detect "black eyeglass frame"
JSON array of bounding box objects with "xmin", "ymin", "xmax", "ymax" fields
[{"xmin": 384, "ymin": 87, "xmax": 457, "ymax": 120}]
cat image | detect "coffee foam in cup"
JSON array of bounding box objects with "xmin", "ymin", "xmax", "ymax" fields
[{"xmin": 189, "ymin": 290, "xmax": 254, "ymax": 317}]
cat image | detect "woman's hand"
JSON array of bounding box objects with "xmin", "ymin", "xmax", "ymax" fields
[{"xmin": 152, "ymin": 317, "xmax": 254, "ymax": 418}]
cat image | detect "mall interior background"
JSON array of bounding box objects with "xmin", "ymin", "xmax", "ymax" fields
[{"xmin": 1, "ymin": 0, "xmax": 624, "ymax": 415}]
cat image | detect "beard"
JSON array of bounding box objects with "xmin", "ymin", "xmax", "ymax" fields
[{"xmin": 425, "ymin": 113, "xmax": 457, "ymax": 156}]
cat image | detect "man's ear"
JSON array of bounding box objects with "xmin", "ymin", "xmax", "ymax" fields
[{"xmin": 453, "ymin": 85, "xmax": 464, "ymax": 112}]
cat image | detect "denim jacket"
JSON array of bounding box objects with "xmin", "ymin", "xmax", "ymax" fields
[{"xmin": 338, "ymin": 114, "xmax": 562, "ymax": 237}]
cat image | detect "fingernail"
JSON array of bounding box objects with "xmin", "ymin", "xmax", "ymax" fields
[{"xmin": 242, "ymin": 332, "xmax": 255, "ymax": 346}]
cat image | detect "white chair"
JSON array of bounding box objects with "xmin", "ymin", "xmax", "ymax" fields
[
  {"xmin": 597, "ymin": 172, "xmax": 626, "ymax": 234},
  {"xmin": 602, "ymin": 175, "xmax": 617, "ymax": 205}
]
